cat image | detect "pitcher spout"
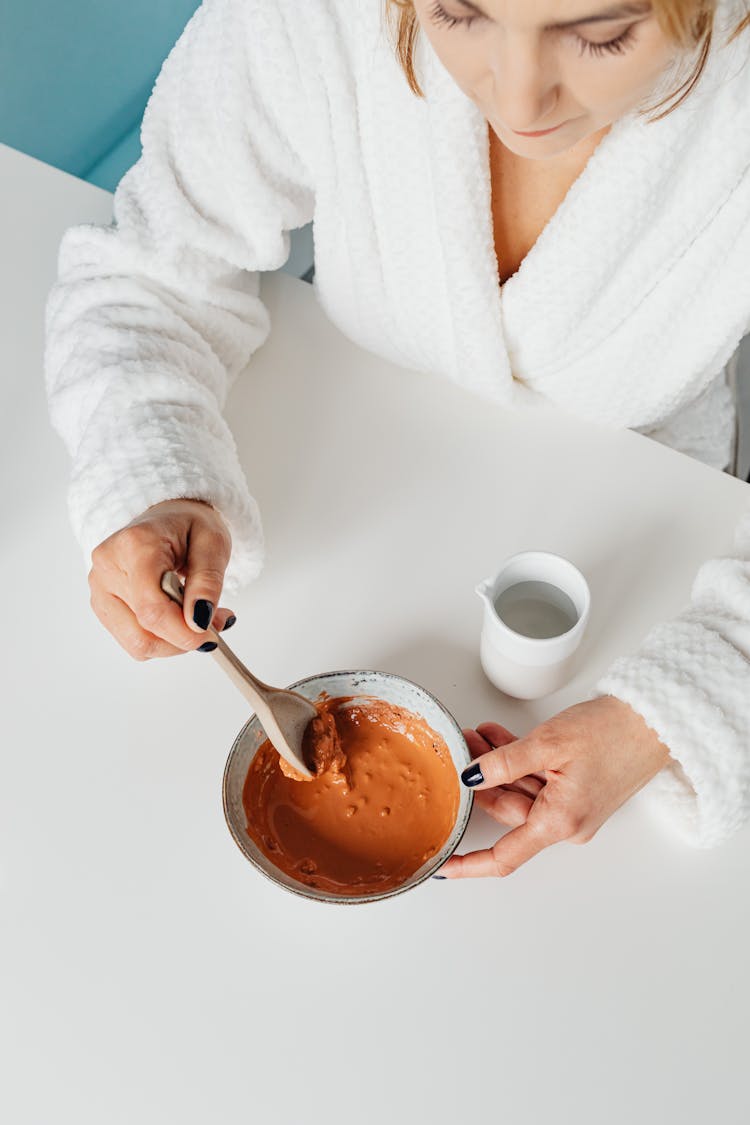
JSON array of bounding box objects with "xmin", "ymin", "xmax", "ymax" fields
[{"xmin": 475, "ymin": 577, "xmax": 493, "ymax": 605}]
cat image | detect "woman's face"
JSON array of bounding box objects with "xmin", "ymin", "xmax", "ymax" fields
[{"xmin": 411, "ymin": 1, "xmax": 682, "ymax": 157}]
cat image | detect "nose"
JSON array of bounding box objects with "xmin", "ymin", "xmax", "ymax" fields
[{"xmin": 487, "ymin": 36, "xmax": 559, "ymax": 132}]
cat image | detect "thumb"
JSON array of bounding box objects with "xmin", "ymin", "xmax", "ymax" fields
[
  {"xmin": 462, "ymin": 732, "xmax": 550, "ymax": 791},
  {"xmin": 182, "ymin": 517, "xmax": 232, "ymax": 634}
]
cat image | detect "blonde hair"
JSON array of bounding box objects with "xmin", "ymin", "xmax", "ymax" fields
[{"xmin": 385, "ymin": 1, "xmax": 750, "ymax": 120}]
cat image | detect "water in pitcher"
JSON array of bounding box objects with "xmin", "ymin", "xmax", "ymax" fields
[{"xmin": 493, "ymin": 580, "xmax": 578, "ymax": 640}]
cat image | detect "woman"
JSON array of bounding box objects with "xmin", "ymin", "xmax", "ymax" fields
[{"xmin": 45, "ymin": 0, "xmax": 750, "ymax": 876}]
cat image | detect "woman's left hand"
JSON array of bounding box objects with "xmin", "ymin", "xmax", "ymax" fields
[{"xmin": 438, "ymin": 695, "xmax": 671, "ymax": 879}]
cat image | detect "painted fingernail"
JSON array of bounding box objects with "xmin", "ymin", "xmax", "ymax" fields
[
  {"xmin": 461, "ymin": 763, "xmax": 484, "ymax": 787},
  {"xmin": 197, "ymin": 641, "xmax": 218, "ymax": 653},
  {"xmin": 432, "ymin": 875, "xmax": 447, "ymax": 880},
  {"xmin": 222, "ymin": 615, "xmax": 237, "ymax": 632},
  {"xmin": 193, "ymin": 599, "xmax": 214, "ymax": 630}
]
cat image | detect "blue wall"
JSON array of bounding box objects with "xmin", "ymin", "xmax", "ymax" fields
[
  {"xmin": 0, "ymin": 0, "xmax": 200, "ymax": 191},
  {"xmin": 1, "ymin": 0, "xmax": 315, "ymax": 276}
]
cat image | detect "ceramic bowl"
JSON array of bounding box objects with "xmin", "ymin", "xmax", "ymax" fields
[{"xmin": 222, "ymin": 669, "xmax": 473, "ymax": 905}]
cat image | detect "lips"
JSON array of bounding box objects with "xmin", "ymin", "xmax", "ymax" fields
[{"xmin": 512, "ymin": 122, "xmax": 566, "ymax": 137}]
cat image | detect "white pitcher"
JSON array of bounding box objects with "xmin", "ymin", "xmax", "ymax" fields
[{"xmin": 476, "ymin": 551, "xmax": 591, "ymax": 700}]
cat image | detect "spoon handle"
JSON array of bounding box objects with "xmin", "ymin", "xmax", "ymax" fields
[
  {"xmin": 160, "ymin": 571, "xmax": 313, "ymax": 779},
  {"xmin": 159, "ymin": 570, "xmax": 275, "ymax": 719}
]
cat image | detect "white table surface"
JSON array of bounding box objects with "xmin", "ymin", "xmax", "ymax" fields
[{"xmin": 2, "ymin": 141, "xmax": 750, "ymax": 1125}]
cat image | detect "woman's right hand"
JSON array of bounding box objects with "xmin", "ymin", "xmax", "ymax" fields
[{"xmin": 88, "ymin": 498, "xmax": 237, "ymax": 660}]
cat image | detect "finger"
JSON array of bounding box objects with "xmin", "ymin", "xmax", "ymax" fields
[
  {"xmin": 92, "ymin": 591, "xmax": 187, "ymax": 661},
  {"xmin": 214, "ymin": 608, "xmax": 237, "ymax": 632},
  {"xmin": 125, "ymin": 545, "xmax": 205, "ymax": 651},
  {"xmin": 441, "ymin": 819, "xmax": 550, "ymax": 879},
  {"xmin": 462, "ymin": 722, "xmax": 517, "ymax": 762},
  {"xmin": 464, "ymin": 735, "xmax": 549, "ymax": 791},
  {"xmin": 463, "ymin": 729, "xmax": 494, "ymax": 760},
  {"xmin": 505, "ymin": 775, "xmax": 545, "ymax": 799},
  {"xmin": 473, "ymin": 787, "xmax": 534, "ymax": 828},
  {"xmin": 173, "ymin": 568, "xmax": 235, "ymax": 633},
  {"xmin": 182, "ymin": 520, "xmax": 231, "ymax": 634},
  {"xmin": 475, "ymin": 722, "xmax": 517, "ymax": 746}
]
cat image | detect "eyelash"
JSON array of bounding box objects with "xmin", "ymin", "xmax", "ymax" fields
[
  {"xmin": 426, "ymin": 2, "xmax": 638, "ymax": 58},
  {"xmin": 576, "ymin": 25, "xmax": 636, "ymax": 56}
]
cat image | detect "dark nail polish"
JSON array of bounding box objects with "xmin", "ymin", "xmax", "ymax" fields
[
  {"xmin": 432, "ymin": 875, "xmax": 447, "ymax": 880},
  {"xmin": 197, "ymin": 641, "xmax": 218, "ymax": 653},
  {"xmin": 461, "ymin": 763, "xmax": 484, "ymax": 788},
  {"xmin": 222, "ymin": 615, "xmax": 237, "ymax": 632},
  {"xmin": 193, "ymin": 599, "xmax": 214, "ymax": 630}
]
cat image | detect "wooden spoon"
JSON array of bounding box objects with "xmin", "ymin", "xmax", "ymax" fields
[{"xmin": 160, "ymin": 571, "xmax": 314, "ymax": 779}]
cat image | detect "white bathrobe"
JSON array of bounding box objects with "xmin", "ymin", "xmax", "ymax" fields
[{"xmin": 44, "ymin": 0, "xmax": 750, "ymax": 847}]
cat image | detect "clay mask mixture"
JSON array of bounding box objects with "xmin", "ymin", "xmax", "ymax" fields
[{"xmin": 243, "ymin": 696, "xmax": 460, "ymax": 896}]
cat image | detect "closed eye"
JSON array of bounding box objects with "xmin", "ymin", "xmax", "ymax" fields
[{"xmin": 427, "ymin": 1, "xmax": 643, "ymax": 58}]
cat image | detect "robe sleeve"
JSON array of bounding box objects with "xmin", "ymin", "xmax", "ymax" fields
[
  {"xmin": 44, "ymin": 0, "xmax": 314, "ymax": 591},
  {"xmin": 595, "ymin": 507, "xmax": 750, "ymax": 847}
]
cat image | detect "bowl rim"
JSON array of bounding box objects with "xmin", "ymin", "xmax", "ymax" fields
[{"xmin": 221, "ymin": 668, "xmax": 474, "ymax": 905}]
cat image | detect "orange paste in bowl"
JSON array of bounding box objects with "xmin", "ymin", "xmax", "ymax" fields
[{"xmin": 242, "ymin": 696, "xmax": 460, "ymax": 897}]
